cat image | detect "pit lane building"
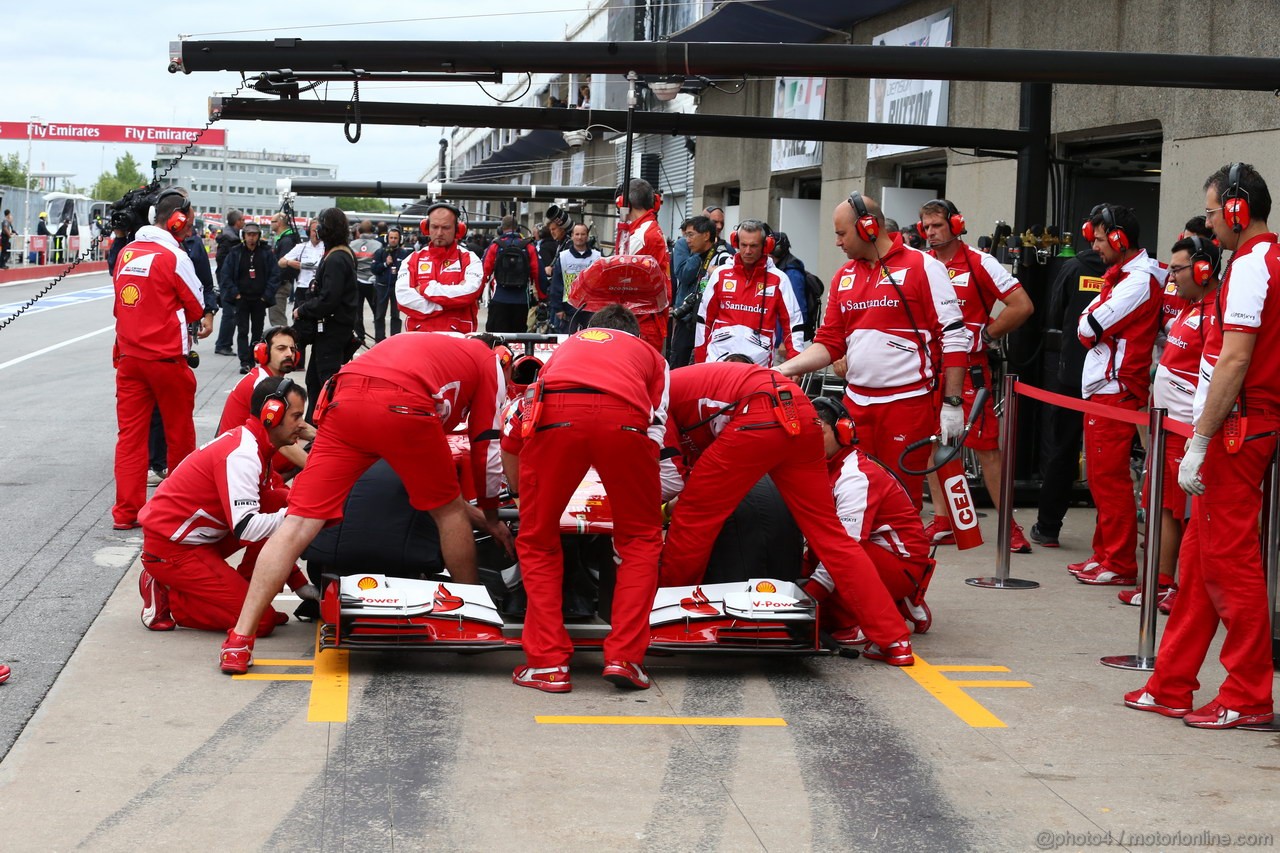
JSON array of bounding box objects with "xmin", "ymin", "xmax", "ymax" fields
[{"xmin": 154, "ymin": 144, "xmax": 337, "ymax": 223}]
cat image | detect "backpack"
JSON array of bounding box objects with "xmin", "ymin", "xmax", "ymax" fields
[
  {"xmin": 791, "ymin": 264, "xmax": 825, "ymax": 338},
  {"xmin": 493, "ymin": 235, "xmax": 531, "ymax": 292}
]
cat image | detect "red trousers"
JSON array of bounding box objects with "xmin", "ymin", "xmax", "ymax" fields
[
  {"xmin": 847, "ymin": 393, "xmax": 937, "ymax": 509},
  {"xmin": 820, "ymin": 546, "xmax": 934, "ymax": 631},
  {"xmin": 1144, "ymin": 430, "xmax": 1276, "ymax": 714},
  {"xmin": 114, "ymin": 357, "xmax": 196, "ymax": 525},
  {"xmin": 661, "ymin": 403, "xmax": 911, "ymax": 648},
  {"xmin": 517, "ymin": 395, "xmax": 663, "ymax": 667},
  {"xmin": 142, "ymin": 535, "xmax": 282, "ymax": 638},
  {"xmin": 1083, "ymin": 392, "xmax": 1143, "ymax": 575}
]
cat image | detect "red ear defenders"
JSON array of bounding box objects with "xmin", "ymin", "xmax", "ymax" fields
[
  {"xmin": 253, "ymin": 326, "xmax": 286, "ymax": 367},
  {"xmin": 847, "ymin": 192, "xmax": 880, "ymax": 242},
  {"xmin": 616, "ymin": 187, "xmax": 662, "ymax": 212},
  {"xmin": 260, "ymin": 377, "xmax": 297, "ymax": 429},
  {"xmin": 1187, "ymin": 235, "xmax": 1220, "ymax": 287},
  {"xmin": 421, "ymin": 202, "xmax": 467, "ymax": 241},
  {"xmin": 494, "ymin": 344, "xmax": 514, "ymax": 369},
  {"xmin": 729, "ymin": 220, "xmax": 775, "ymax": 255},
  {"xmin": 1224, "ymin": 162, "xmax": 1251, "ymax": 233},
  {"xmin": 157, "ymin": 188, "xmax": 191, "ymax": 235},
  {"xmin": 812, "ymin": 396, "xmax": 856, "ymax": 447},
  {"xmin": 920, "ymin": 199, "xmax": 965, "ymax": 237},
  {"xmin": 1081, "ymin": 205, "xmax": 1129, "ymax": 252}
]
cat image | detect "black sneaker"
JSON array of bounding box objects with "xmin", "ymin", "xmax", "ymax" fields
[
  {"xmin": 215, "ymin": 347, "xmax": 235, "ymax": 356},
  {"xmin": 1029, "ymin": 523, "xmax": 1060, "ymax": 548}
]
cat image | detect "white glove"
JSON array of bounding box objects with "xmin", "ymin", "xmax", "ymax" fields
[
  {"xmin": 939, "ymin": 403, "xmax": 965, "ymax": 445},
  {"xmin": 1178, "ymin": 433, "xmax": 1212, "ymax": 496}
]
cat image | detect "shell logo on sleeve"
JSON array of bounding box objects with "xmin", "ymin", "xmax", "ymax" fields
[{"xmin": 119, "ymin": 284, "xmax": 142, "ymax": 307}]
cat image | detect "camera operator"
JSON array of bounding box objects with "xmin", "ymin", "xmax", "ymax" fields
[
  {"xmin": 220, "ymin": 223, "xmax": 282, "ymax": 375},
  {"xmin": 548, "ymin": 222, "xmax": 601, "ymax": 333},
  {"xmin": 280, "ymin": 218, "xmax": 324, "ymax": 306},
  {"xmin": 370, "ymin": 227, "xmax": 410, "ymax": 341}
]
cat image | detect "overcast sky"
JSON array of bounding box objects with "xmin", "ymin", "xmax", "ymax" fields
[{"xmin": 1, "ymin": 4, "xmax": 591, "ymax": 195}]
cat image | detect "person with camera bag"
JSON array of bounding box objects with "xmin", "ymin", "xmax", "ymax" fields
[
  {"xmin": 482, "ymin": 215, "xmax": 542, "ymax": 333},
  {"xmin": 294, "ymin": 208, "xmax": 359, "ymax": 423},
  {"xmin": 110, "ymin": 190, "xmax": 211, "ymax": 530}
]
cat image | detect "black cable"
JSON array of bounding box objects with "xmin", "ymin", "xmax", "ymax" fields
[
  {"xmin": 897, "ymin": 388, "xmax": 990, "ymax": 476},
  {"xmin": 475, "ymin": 73, "xmax": 533, "ymax": 104},
  {"xmin": 344, "ymin": 77, "xmax": 362, "ymax": 143}
]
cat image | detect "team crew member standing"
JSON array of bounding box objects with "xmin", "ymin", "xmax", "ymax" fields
[
  {"xmin": 1127, "ymin": 163, "xmax": 1280, "ymax": 729},
  {"xmin": 659, "ymin": 361, "xmax": 915, "ymax": 666},
  {"xmin": 778, "ymin": 193, "xmax": 970, "ymax": 507},
  {"xmin": 482, "ymin": 216, "xmax": 543, "ymax": 334},
  {"xmin": 138, "ymin": 377, "xmax": 309, "ymax": 636},
  {"xmin": 511, "ymin": 305, "xmax": 668, "ymax": 693},
  {"xmin": 396, "ymin": 203, "xmax": 485, "ymax": 333},
  {"xmin": 619, "ymin": 178, "xmax": 673, "ymax": 346},
  {"xmin": 219, "ymin": 333, "xmax": 514, "ymax": 674},
  {"xmin": 111, "ymin": 190, "xmax": 211, "ymax": 530},
  {"xmin": 917, "ymin": 199, "xmax": 1035, "ymax": 551},
  {"xmin": 693, "ymin": 220, "xmax": 804, "ymax": 366},
  {"xmin": 1070, "ymin": 204, "xmax": 1163, "ymax": 586},
  {"xmin": 1118, "ymin": 236, "xmax": 1220, "ymax": 609}
]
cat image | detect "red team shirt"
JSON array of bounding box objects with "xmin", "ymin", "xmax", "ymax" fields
[
  {"xmin": 1076, "ymin": 249, "xmax": 1164, "ymax": 400},
  {"xmin": 623, "ymin": 210, "xmax": 672, "ymax": 300},
  {"xmin": 218, "ymin": 367, "xmax": 270, "ymax": 435},
  {"xmin": 1154, "ymin": 290, "xmax": 1216, "ymax": 427},
  {"xmin": 112, "ymin": 225, "xmax": 205, "ymax": 360},
  {"xmin": 827, "ymin": 446, "xmax": 930, "ymax": 563},
  {"xmin": 1192, "ymin": 233, "xmax": 1280, "ymax": 425},
  {"xmin": 694, "ymin": 255, "xmax": 804, "ymax": 366},
  {"xmin": 395, "ymin": 243, "xmax": 485, "ymax": 333},
  {"xmin": 934, "ymin": 243, "xmax": 1022, "ymax": 355},
  {"xmin": 139, "ymin": 418, "xmax": 284, "ymax": 549},
  {"xmin": 813, "ymin": 233, "xmax": 970, "ymax": 404},
  {"xmin": 661, "ymin": 362, "xmax": 794, "ymax": 461}
]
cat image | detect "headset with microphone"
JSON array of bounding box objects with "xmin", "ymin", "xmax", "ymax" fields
[
  {"xmin": 1081, "ymin": 204, "xmax": 1132, "ymax": 253},
  {"xmin": 421, "ymin": 202, "xmax": 467, "ymax": 241},
  {"xmin": 916, "ymin": 199, "xmax": 966, "ymax": 245}
]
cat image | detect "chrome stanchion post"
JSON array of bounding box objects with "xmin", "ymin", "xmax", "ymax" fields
[
  {"xmin": 1240, "ymin": 439, "xmax": 1280, "ymax": 731},
  {"xmin": 1102, "ymin": 406, "xmax": 1166, "ymax": 670},
  {"xmin": 967, "ymin": 372, "xmax": 1039, "ymax": 590}
]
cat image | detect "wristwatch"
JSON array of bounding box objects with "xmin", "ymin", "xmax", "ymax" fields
[{"xmin": 943, "ymin": 396, "xmax": 963, "ymax": 407}]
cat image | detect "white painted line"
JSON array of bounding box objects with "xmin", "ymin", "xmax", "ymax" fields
[
  {"xmin": 0, "ymin": 324, "xmax": 114, "ymax": 372},
  {"xmin": 0, "ymin": 269, "xmax": 110, "ymax": 289}
]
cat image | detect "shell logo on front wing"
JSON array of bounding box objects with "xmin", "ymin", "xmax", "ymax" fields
[
  {"xmin": 755, "ymin": 581, "xmax": 777, "ymax": 593},
  {"xmin": 357, "ymin": 576, "xmax": 379, "ymax": 591}
]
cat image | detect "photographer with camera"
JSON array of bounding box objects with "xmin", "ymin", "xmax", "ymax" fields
[
  {"xmin": 110, "ymin": 190, "xmax": 210, "ymax": 530},
  {"xmin": 669, "ymin": 215, "xmax": 727, "ymax": 367},
  {"xmin": 281, "ymin": 218, "xmax": 325, "ymax": 306},
  {"xmin": 370, "ymin": 227, "xmax": 410, "ymax": 341},
  {"xmin": 220, "ymin": 223, "xmax": 282, "ymax": 375},
  {"xmin": 548, "ymin": 222, "xmax": 600, "ymax": 333}
]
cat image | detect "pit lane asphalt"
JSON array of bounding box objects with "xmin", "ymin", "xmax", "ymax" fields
[{"xmin": 1, "ymin": 275, "xmax": 1278, "ymax": 851}]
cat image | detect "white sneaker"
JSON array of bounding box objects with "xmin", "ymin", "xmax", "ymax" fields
[{"xmin": 147, "ymin": 469, "xmax": 167, "ymax": 487}]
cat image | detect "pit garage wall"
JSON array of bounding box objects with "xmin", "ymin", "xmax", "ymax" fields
[{"xmin": 692, "ymin": 0, "xmax": 1280, "ymax": 282}]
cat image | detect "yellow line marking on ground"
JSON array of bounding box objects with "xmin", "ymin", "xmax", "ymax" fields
[
  {"xmin": 537, "ymin": 716, "xmax": 787, "ymax": 727},
  {"xmin": 232, "ymin": 673, "xmax": 314, "ymax": 682},
  {"xmin": 307, "ymin": 642, "xmax": 349, "ymax": 724},
  {"xmin": 252, "ymin": 659, "xmax": 316, "ymax": 667},
  {"xmin": 901, "ymin": 655, "xmax": 1032, "ymax": 728}
]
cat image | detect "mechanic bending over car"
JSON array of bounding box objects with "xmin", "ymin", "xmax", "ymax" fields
[
  {"xmin": 657, "ymin": 358, "xmax": 916, "ymax": 666},
  {"xmin": 806, "ymin": 396, "xmax": 936, "ymax": 642},
  {"xmin": 219, "ymin": 333, "xmax": 516, "ymax": 675},
  {"xmin": 138, "ymin": 377, "xmax": 316, "ymax": 638},
  {"xmin": 502, "ymin": 305, "xmax": 670, "ymax": 693}
]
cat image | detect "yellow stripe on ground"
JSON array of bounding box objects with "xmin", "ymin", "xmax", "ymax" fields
[
  {"xmin": 948, "ymin": 680, "xmax": 1033, "ymax": 689},
  {"xmin": 901, "ymin": 655, "xmax": 1012, "ymax": 728},
  {"xmin": 251, "ymin": 659, "xmax": 317, "ymax": 667},
  {"xmin": 932, "ymin": 665, "xmax": 1011, "ymax": 673},
  {"xmin": 232, "ymin": 673, "xmax": 314, "ymax": 682},
  {"xmin": 536, "ymin": 716, "xmax": 787, "ymax": 727},
  {"xmin": 307, "ymin": 645, "xmax": 350, "ymax": 724}
]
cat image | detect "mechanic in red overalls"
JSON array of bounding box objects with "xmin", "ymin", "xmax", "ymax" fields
[
  {"xmin": 218, "ymin": 325, "xmax": 314, "ymax": 473},
  {"xmin": 395, "ymin": 203, "xmax": 485, "ymax": 333},
  {"xmin": 511, "ymin": 305, "xmax": 669, "ymax": 692},
  {"xmin": 218, "ymin": 333, "xmax": 514, "ymax": 674},
  {"xmin": 1127, "ymin": 163, "xmax": 1279, "ymax": 729},
  {"xmin": 111, "ymin": 190, "xmax": 212, "ymax": 529},
  {"xmin": 659, "ymin": 360, "xmax": 915, "ymax": 666},
  {"xmin": 139, "ymin": 377, "xmax": 308, "ymax": 637}
]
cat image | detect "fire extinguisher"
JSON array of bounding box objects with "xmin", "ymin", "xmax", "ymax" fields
[{"xmin": 899, "ymin": 386, "xmax": 990, "ymax": 551}]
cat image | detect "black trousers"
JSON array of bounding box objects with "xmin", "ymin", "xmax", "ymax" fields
[
  {"xmin": 486, "ymin": 300, "xmax": 528, "ymax": 334},
  {"xmin": 373, "ymin": 283, "xmax": 401, "ymax": 341},
  {"xmin": 235, "ymin": 298, "xmax": 267, "ymax": 367},
  {"xmin": 1035, "ymin": 395, "xmax": 1085, "ymax": 536},
  {"xmin": 668, "ymin": 318, "xmax": 695, "ymax": 368},
  {"xmin": 306, "ymin": 327, "xmax": 353, "ymax": 423}
]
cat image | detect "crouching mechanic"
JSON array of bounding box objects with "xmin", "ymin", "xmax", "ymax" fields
[
  {"xmin": 217, "ymin": 325, "xmax": 314, "ymax": 474},
  {"xmin": 508, "ymin": 305, "xmax": 669, "ymax": 693},
  {"xmin": 219, "ymin": 332, "xmax": 515, "ymax": 674},
  {"xmin": 659, "ymin": 360, "xmax": 916, "ymax": 665},
  {"xmin": 137, "ymin": 377, "xmax": 309, "ymax": 636},
  {"xmin": 808, "ymin": 397, "xmax": 935, "ymax": 638}
]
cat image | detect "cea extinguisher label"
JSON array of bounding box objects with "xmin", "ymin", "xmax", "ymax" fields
[{"xmin": 944, "ymin": 474, "xmax": 979, "ymax": 530}]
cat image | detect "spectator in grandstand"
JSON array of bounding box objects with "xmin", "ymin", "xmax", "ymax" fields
[{"xmin": 396, "ymin": 202, "xmax": 485, "ymax": 333}]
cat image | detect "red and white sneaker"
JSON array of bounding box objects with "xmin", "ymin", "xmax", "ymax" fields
[
  {"xmin": 0, "ymin": 663, "xmax": 9, "ymax": 684},
  {"xmin": 1183, "ymin": 700, "xmax": 1273, "ymax": 729},
  {"xmin": 1158, "ymin": 586, "xmax": 1179, "ymax": 615},
  {"xmin": 1123, "ymin": 688, "xmax": 1191, "ymax": 718},
  {"xmin": 829, "ymin": 625, "xmax": 867, "ymax": 647},
  {"xmin": 602, "ymin": 660, "xmax": 651, "ymax": 690},
  {"xmin": 1117, "ymin": 581, "xmax": 1175, "ymax": 608},
  {"xmin": 513, "ymin": 664, "xmax": 572, "ymax": 693},
  {"xmin": 899, "ymin": 598, "xmax": 932, "ymax": 634},
  {"xmin": 863, "ymin": 639, "xmax": 915, "ymax": 667},
  {"xmin": 1076, "ymin": 565, "xmax": 1136, "ymax": 586},
  {"xmin": 139, "ymin": 570, "xmax": 176, "ymax": 632},
  {"xmin": 1009, "ymin": 523, "xmax": 1032, "ymax": 554},
  {"xmin": 219, "ymin": 631, "xmax": 255, "ymax": 675},
  {"xmin": 1066, "ymin": 558, "xmax": 1100, "ymax": 576},
  {"xmin": 923, "ymin": 517, "xmax": 955, "ymax": 545}
]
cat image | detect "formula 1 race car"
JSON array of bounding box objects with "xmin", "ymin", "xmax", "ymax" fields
[{"xmin": 308, "ymin": 333, "xmax": 824, "ymax": 657}]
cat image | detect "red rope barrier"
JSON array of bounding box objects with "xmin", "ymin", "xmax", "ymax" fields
[{"xmin": 1012, "ymin": 381, "xmax": 1195, "ymax": 439}]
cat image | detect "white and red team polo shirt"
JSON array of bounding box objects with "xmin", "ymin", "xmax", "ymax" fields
[
  {"xmin": 624, "ymin": 210, "xmax": 672, "ymax": 301},
  {"xmin": 139, "ymin": 418, "xmax": 284, "ymax": 548},
  {"xmin": 694, "ymin": 255, "xmax": 804, "ymax": 366},
  {"xmin": 218, "ymin": 366, "xmax": 271, "ymax": 435},
  {"xmin": 1193, "ymin": 233, "xmax": 1280, "ymax": 424},
  {"xmin": 395, "ymin": 243, "xmax": 485, "ymax": 333},
  {"xmin": 932, "ymin": 243, "xmax": 1022, "ymax": 356},
  {"xmin": 826, "ymin": 445, "xmax": 931, "ymax": 562},
  {"xmin": 813, "ymin": 233, "xmax": 971, "ymax": 405},
  {"xmin": 1154, "ymin": 290, "xmax": 1216, "ymax": 427},
  {"xmin": 112, "ymin": 225, "xmax": 205, "ymax": 360},
  {"xmin": 1077, "ymin": 249, "xmax": 1164, "ymax": 400}
]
